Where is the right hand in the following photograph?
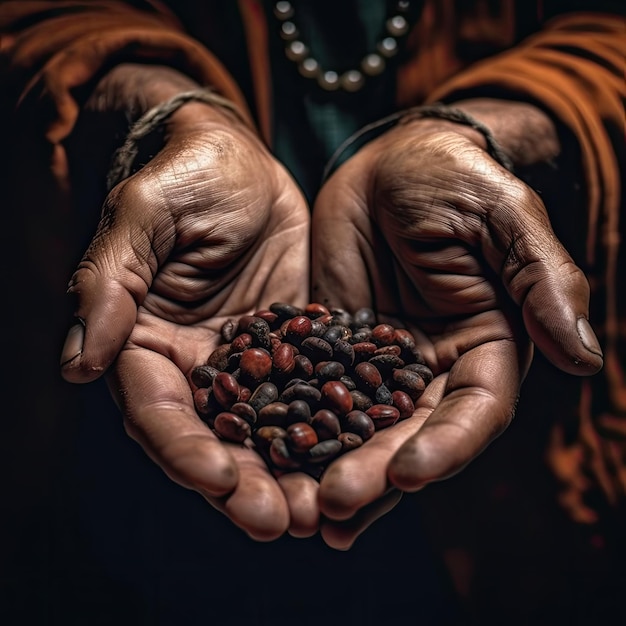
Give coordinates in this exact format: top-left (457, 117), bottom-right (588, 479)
top-left (60, 66), bottom-right (313, 541)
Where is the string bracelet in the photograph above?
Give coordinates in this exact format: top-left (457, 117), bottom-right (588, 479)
top-left (107, 88), bottom-right (249, 190)
top-left (322, 103), bottom-right (514, 183)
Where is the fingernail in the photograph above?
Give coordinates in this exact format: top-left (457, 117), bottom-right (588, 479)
top-left (576, 317), bottom-right (603, 358)
top-left (60, 322), bottom-right (85, 366)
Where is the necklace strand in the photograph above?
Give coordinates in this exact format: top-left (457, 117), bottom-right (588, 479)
top-left (273, 1), bottom-right (412, 92)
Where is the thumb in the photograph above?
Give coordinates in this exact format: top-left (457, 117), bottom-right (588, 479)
top-left (60, 184), bottom-right (163, 383)
top-left (484, 178), bottom-right (603, 376)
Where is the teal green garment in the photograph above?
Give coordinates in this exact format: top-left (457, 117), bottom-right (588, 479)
top-left (265, 0), bottom-right (403, 202)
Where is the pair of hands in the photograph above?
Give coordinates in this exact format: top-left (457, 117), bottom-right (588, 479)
top-left (60, 70), bottom-right (603, 550)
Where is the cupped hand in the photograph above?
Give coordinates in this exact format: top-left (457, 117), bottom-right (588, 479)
top-left (311, 118), bottom-right (603, 548)
top-left (60, 102), bottom-right (312, 540)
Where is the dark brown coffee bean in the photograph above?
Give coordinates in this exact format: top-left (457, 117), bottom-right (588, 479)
top-left (342, 410), bottom-right (375, 441)
top-left (350, 329), bottom-right (373, 343)
top-left (350, 390), bottom-right (373, 412)
top-left (293, 354), bottom-right (314, 379)
top-left (300, 336), bottom-right (333, 363)
top-left (353, 307), bottom-right (376, 329)
top-left (270, 437), bottom-right (301, 469)
top-left (307, 320), bottom-right (325, 338)
top-left (403, 363), bottom-right (434, 385)
top-left (320, 380), bottom-right (353, 416)
top-left (391, 368), bottom-right (426, 401)
top-left (191, 364), bottom-right (220, 389)
top-left (307, 439), bottom-right (342, 464)
top-left (279, 382), bottom-right (321, 406)
top-left (354, 361), bottom-right (383, 393)
top-left (311, 409), bottom-right (341, 440)
top-left (391, 390), bottom-right (415, 420)
top-left (237, 316), bottom-right (272, 350)
top-left (248, 381), bottom-right (279, 413)
top-left (338, 432), bottom-right (364, 452)
top-left (214, 412), bottom-right (251, 443)
top-left (287, 422), bottom-right (319, 453)
top-left (393, 328), bottom-right (416, 352)
top-left (368, 353), bottom-right (405, 378)
top-left (375, 383), bottom-right (393, 405)
top-left (193, 386), bottom-right (212, 417)
top-left (286, 399), bottom-right (312, 425)
top-left (315, 360), bottom-right (345, 383)
top-left (212, 372), bottom-right (240, 409)
top-left (321, 324), bottom-right (344, 345)
top-left (230, 401), bottom-right (257, 426)
top-left (257, 401), bottom-right (289, 427)
top-left (253, 425), bottom-right (288, 451)
top-left (220, 318), bottom-right (238, 342)
top-left (206, 343), bottom-right (231, 370)
top-left (366, 404), bottom-right (401, 429)
top-left (339, 375), bottom-right (356, 391)
top-left (333, 339), bottom-right (355, 368)
top-left (269, 302), bottom-right (304, 322)
top-left (352, 341), bottom-right (378, 362)
top-left (329, 308), bottom-right (353, 327)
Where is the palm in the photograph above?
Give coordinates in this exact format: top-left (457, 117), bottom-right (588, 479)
top-left (63, 127), bottom-right (311, 540)
top-left (310, 127), bottom-right (598, 548)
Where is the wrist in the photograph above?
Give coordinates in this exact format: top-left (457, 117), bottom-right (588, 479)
top-left (441, 98), bottom-right (561, 167)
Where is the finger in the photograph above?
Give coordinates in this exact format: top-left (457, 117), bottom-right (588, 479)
top-left (320, 489), bottom-right (403, 551)
top-left (108, 341), bottom-right (239, 499)
top-left (478, 173), bottom-right (603, 375)
top-left (278, 472), bottom-right (321, 538)
top-left (61, 184), bottom-right (159, 383)
top-left (209, 446), bottom-right (291, 541)
top-left (388, 337), bottom-right (521, 491)
top-left (318, 376), bottom-right (447, 521)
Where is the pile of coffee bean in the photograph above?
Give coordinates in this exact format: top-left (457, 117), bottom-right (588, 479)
top-left (191, 302), bottom-right (432, 477)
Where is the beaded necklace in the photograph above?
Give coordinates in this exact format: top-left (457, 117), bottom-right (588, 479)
top-left (273, 0), bottom-right (412, 92)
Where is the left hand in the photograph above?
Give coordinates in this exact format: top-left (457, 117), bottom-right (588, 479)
top-left (310, 112), bottom-right (603, 549)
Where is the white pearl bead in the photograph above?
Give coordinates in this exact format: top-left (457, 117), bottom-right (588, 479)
top-left (299, 57), bottom-right (320, 78)
top-left (340, 70), bottom-right (365, 92)
top-left (274, 1), bottom-right (294, 20)
top-left (378, 36), bottom-right (398, 57)
top-left (386, 15), bottom-right (408, 37)
top-left (361, 53), bottom-right (385, 76)
top-left (286, 40), bottom-right (308, 62)
top-left (280, 21), bottom-right (298, 40)
top-left (318, 70), bottom-right (340, 90)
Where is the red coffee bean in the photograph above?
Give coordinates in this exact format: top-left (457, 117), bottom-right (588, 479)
top-left (239, 347), bottom-right (273, 385)
top-left (342, 410), bottom-right (375, 441)
top-left (212, 372), bottom-right (240, 409)
top-left (366, 404), bottom-right (400, 429)
top-left (391, 390), bottom-right (415, 420)
top-left (320, 380), bottom-right (353, 416)
top-left (287, 422), bottom-right (319, 454)
top-left (338, 432), bottom-right (364, 452)
top-left (311, 409), bottom-right (341, 440)
top-left (214, 412), bottom-right (251, 443)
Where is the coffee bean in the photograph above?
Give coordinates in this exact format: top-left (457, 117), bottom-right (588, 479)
top-left (193, 302), bottom-right (431, 476)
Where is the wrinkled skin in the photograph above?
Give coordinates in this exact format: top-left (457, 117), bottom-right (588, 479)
top-left (311, 119), bottom-right (603, 549)
top-left (59, 72), bottom-right (603, 549)
top-left (61, 106), bottom-right (313, 541)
